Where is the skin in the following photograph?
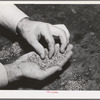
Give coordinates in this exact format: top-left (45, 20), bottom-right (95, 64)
top-left (17, 18), bottom-right (70, 59)
top-left (4, 44), bottom-right (73, 83)
top-left (4, 17), bottom-right (73, 85)
top-left (0, 5), bottom-right (72, 87)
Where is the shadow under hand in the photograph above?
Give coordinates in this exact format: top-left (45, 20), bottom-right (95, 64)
top-left (0, 26), bottom-right (18, 43)
top-left (2, 61), bottom-right (71, 90)
top-left (0, 26), bottom-right (72, 90)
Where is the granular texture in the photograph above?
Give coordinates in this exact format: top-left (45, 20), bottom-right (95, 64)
top-left (27, 44), bottom-right (68, 70)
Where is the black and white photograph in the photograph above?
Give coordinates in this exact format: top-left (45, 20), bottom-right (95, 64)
top-left (0, 1), bottom-right (100, 94)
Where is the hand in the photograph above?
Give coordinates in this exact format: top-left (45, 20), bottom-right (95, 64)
top-left (17, 18), bottom-right (70, 59)
top-left (15, 62), bottom-right (61, 80)
top-left (4, 43), bottom-right (73, 83)
top-left (15, 44), bottom-right (73, 80)
top-left (14, 52), bottom-right (60, 80)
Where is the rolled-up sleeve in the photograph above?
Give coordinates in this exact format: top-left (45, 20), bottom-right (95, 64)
top-left (0, 4), bottom-right (28, 33)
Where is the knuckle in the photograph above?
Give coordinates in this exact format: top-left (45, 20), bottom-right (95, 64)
top-left (41, 23), bottom-right (48, 28)
top-left (39, 22), bottom-right (46, 29)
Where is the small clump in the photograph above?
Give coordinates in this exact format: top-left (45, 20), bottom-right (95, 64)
top-left (27, 44), bottom-right (69, 70)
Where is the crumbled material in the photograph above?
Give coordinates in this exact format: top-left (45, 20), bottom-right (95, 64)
top-left (27, 44), bottom-right (68, 70)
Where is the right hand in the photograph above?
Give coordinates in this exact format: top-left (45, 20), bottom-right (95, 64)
top-left (17, 18), bottom-right (70, 59)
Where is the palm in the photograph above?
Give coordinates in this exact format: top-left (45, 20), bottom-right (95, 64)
top-left (15, 45), bottom-right (73, 80)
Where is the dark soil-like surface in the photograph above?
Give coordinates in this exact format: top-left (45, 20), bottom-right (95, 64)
top-left (1, 4), bottom-right (100, 90)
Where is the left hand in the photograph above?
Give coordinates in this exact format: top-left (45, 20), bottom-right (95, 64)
top-left (15, 44), bottom-right (73, 80)
top-left (14, 52), bottom-right (60, 80)
top-left (4, 43), bottom-right (73, 83)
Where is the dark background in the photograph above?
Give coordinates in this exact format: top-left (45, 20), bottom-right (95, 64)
top-left (0, 4), bottom-right (100, 90)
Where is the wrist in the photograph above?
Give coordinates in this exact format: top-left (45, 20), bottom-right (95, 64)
top-left (0, 63), bottom-right (8, 88)
top-left (16, 17), bottom-right (30, 34)
top-left (4, 63), bottom-right (22, 83)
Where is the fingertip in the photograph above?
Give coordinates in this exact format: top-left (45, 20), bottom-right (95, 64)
top-left (66, 44), bottom-right (73, 52)
top-left (60, 48), bottom-right (64, 53)
top-left (69, 44), bottom-right (73, 49)
top-left (48, 51), bottom-right (53, 59)
top-left (48, 47), bottom-right (55, 59)
top-left (60, 45), bottom-right (65, 53)
top-left (41, 52), bottom-right (45, 59)
top-left (41, 55), bottom-right (45, 59)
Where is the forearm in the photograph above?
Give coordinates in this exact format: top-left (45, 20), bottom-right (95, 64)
top-left (0, 62), bottom-right (22, 88)
top-left (0, 4), bottom-right (28, 33)
top-left (4, 63), bottom-right (22, 83)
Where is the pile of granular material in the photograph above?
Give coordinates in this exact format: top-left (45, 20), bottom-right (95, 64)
top-left (27, 44), bottom-right (69, 70)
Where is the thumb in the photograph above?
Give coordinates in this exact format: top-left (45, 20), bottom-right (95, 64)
top-left (59, 50), bottom-right (73, 67)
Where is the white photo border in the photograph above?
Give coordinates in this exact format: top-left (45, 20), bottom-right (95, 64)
top-left (0, 1), bottom-right (100, 99)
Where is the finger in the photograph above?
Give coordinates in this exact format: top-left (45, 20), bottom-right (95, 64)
top-left (66, 44), bottom-right (73, 52)
top-left (48, 24), bottom-right (69, 53)
top-left (53, 28), bottom-right (68, 53)
top-left (30, 40), bottom-right (45, 59)
top-left (59, 32), bottom-right (69, 53)
top-left (40, 66), bottom-right (60, 79)
top-left (59, 50), bottom-right (73, 67)
top-left (54, 24), bottom-right (70, 39)
top-left (41, 24), bottom-right (55, 58)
